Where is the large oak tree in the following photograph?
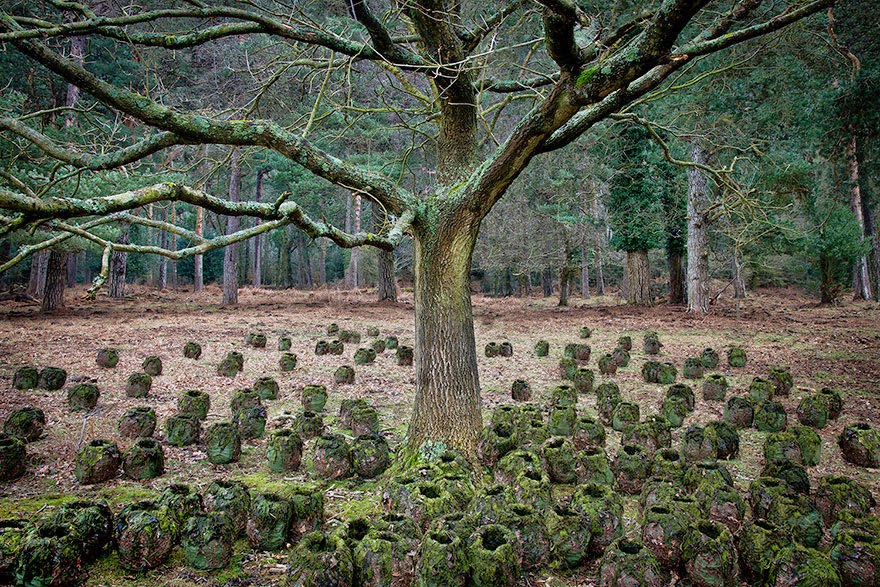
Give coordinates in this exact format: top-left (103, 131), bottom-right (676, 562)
top-left (0, 0), bottom-right (834, 457)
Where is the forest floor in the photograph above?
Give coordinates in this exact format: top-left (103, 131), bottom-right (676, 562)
top-left (0, 285), bottom-right (879, 586)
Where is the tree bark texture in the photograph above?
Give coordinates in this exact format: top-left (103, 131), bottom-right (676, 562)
top-left (222, 149), bottom-right (241, 305)
top-left (319, 238), bottom-right (327, 286)
top-left (626, 249), bottom-right (652, 306)
top-left (41, 249), bottom-right (67, 313)
top-left (253, 169), bottom-right (265, 288)
top-left (687, 142), bottom-right (711, 312)
top-left (862, 193), bottom-right (880, 299)
top-left (847, 136), bottom-right (872, 300)
top-left (277, 226), bottom-right (290, 288)
top-left (347, 193), bottom-right (361, 288)
top-left (157, 206), bottom-right (168, 291)
top-left (109, 221), bottom-right (129, 298)
top-left (297, 232), bottom-right (313, 288)
top-left (373, 204), bottom-right (397, 301)
top-left (541, 267), bottom-right (553, 297)
top-left (581, 246), bottom-right (590, 299)
top-left (668, 251), bottom-right (685, 304)
top-left (732, 247), bottom-right (747, 299)
top-left (27, 250), bottom-right (48, 298)
top-left (66, 252), bottom-right (77, 287)
top-left (407, 219), bottom-right (482, 459)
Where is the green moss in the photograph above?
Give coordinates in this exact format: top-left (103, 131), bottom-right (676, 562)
top-left (279, 352), bottom-right (298, 372)
top-left (611, 402), bottom-right (640, 432)
top-left (205, 422), bottom-right (241, 465)
top-left (770, 544), bottom-right (841, 587)
top-left (12, 366), bottom-right (39, 390)
top-left (178, 389), bottom-right (211, 419)
top-left (534, 340), bottom-right (550, 357)
top-left (3, 407), bottom-right (45, 442)
top-left (252, 377), bottom-right (278, 400)
top-left (141, 355), bottom-right (163, 376)
top-left (681, 520), bottom-right (738, 587)
top-left (727, 347), bottom-right (747, 368)
top-left (683, 357), bottom-right (704, 379)
top-left (247, 492), bottom-right (293, 551)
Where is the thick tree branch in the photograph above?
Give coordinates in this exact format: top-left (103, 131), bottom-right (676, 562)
top-left (349, 0), bottom-right (422, 65)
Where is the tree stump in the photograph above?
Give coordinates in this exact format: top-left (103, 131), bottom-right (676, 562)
top-left (182, 512), bottom-right (233, 570)
top-left (204, 479), bottom-right (251, 533)
top-left (727, 347), bottom-right (746, 368)
top-left (301, 384), bottom-right (328, 412)
top-left (279, 352), bottom-right (298, 372)
top-left (14, 522), bottom-right (85, 587)
top-left (395, 346), bottom-right (414, 366)
top-left (612, 402), bottom-right (640, 432)
top-left (700, 347), bottom-right (719, 369)
top-left (681, 521), bottom-right (738, 587)
top-left (353, 347), bottom-right (376, 365)
top-left (384, 335), bottom-right (399, 350)
top-left (754, 401), bottom-right (788, 433)
top-left (723, 396), bottom-right (754, 429)
top-left (683, 358), bottom-right (704, 380)
top-left (838, 422), bottom-right (880, 468)
top-left (534, 340), bottom-right (550, 357)
top-left (749, 377), bottom-right (775, 403)
top-left (52, 500), bottom-right (114, 562)
top-left (295, 411), bottom-right (325, 440)
top-left (278, 336), bottom-right (292, 351)
top-left (511, 379), bottom-right (531, 401)
top-left (234, 406), bottom-right (267, 439)
top-left (702, 374), bottom-right (728, 401)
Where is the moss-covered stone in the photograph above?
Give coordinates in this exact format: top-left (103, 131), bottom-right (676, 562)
top-left (650, 449), bottom-right (684, 483)
top-left (548, 405), bottom-right (577, 436)
top-left (546, 505), bottom-right (591, 569)
top-left (246, 332), bottom-right (267, 348)
top-left (770, 544), bottom-right (841, 587)
top-left (580, 446), bottom-right (615, 485)
top-left (234, 405), bottom-right (267, 439)
top-left (572, 368), bottom-right (595, 393)
top-left (838, 422), bottom-right (880, 468)
top-left (295, 410), bottom-right (325, 440)
top-left (564, 342), bottom-right (592, 363)
top-left (61, 381), bottom-right (98, 410)
top-left (700, 347), bottom-right (719, 369)
top-left (142, 355), bottom-right (163, 376)
top-left (559, 356), bottom-right (579, 380)
top-left (499, 341), bottom-right (513, 357)
top-left (115, 501), bottom-right (177, 570)
top-left (764, 431), bottom-right (803, 466)
top-left (618, 335), bottom-right (633, 351)
top-left (702, 374), bottom-right (728, 401)
top-left (350, 434), bottom-right (391, 478)
top-left (596, 382), bottom-right (622, 425)
top-left (278, 336), bottom-right (292, 351)
top-left (534, 339), bottom-right (550, 357)
top-left (354, 347), bottom-right (377, 365)
top-left (339, 330), bottom-right (361, 344)
top-left (681, 520), bottom-right (738, 587)
top-left (749, 377), bottom-right (775, 403)
top-left (541, 436), bottom-right (579, 483)
top-left (683, 358), bottom-right (704, 380)
top-left (417, 528), bottom-right (467, 586)
top-left (122, 437), bottom-right (164, 479)
top-left (301, 384), bottom-right (328, 412)
top-left (510, 379), bottom-right (531, 401)
top-left (572, 416), bottom-right (606, 450)
top-left (615, 444), bottom-right (651, 494)
top-left (125, 371), bottom-right (152, 398)
top-left (611, 402), bottom-right (640, 433)
top-left (205, 422), bottom-right (241, 464)
top-left (350, 405), bottom-right (381, 436)
top-left (95, 348), bottom-right (118, 368)
top-left (250, 376), bottom-right (277, 401)
top-left (314, 340), bottom-right (331, 355)
top-left (623, 416), bottom-right (672, 454)
top-left (641, 503), bottom-right (692, 571)
top-left (217, 351), bottom-right (244, 376)
top-left (53, 500), bottom-right (113, 562)
top-left (267, 428), bottom-right (303, 473)
top-left (12, 366), bottom-right (38, 390)
top-left (643, 332), bottom-right (662, 355)
top-left (183, 341), bottom-right (202, 359)
top-left (766, 493), bottom-right (824, 547)
top-left (38, 366), bottom-right (67, 390)
top-left (465, 524), bottom-right (520, 586)
top-left (660, 395), bottom-right (690, 428)
top-left (599, 354), bottom-right (618, 375)
top-left (165, 413), bottom-right (201, 446)
top-left (334, 364), bottom-right (356, 385)
top-left (117, 406), bottom-right (156, 438)
top-left (205, 479), bottom-right (250, 533)
top-left (643, 361), bottom-right (677, 384)
top-left (182, 512), bottom-right (233, 570)
top-left (0, 433), bottom-right (26, 482)
top-left (723, 395), bottom-right (754, 428)
top-left (3, 407), bottom-right (45, 442)
top-left (572, 483), bottom-right (624, 556)
top-left (74, 439), bottom-right (120, 484)
top-left (738, 519), bottom-right (787, 584)
top-left (814, 475), bottom-right (877, 525)
top-left (312, 433), bottom-right (351, 480)
top-left (550, 384), bottom-right (578, 407)
top-left (754, 401), bottom-right (788, 432)
top-left (704, 421), bottom-right (740, 460)
top-left (396, 345), bottom-right (414, 366)
top-left (796, 394), bottom-right (829, 429)
top-left (680, 425), bottom-right (716, 463)
top-left (818, 387), bottom-right (844, 419)
top-left (599, 539), bottom-right (664, 587)
top-left (327, 323), bottom-right (340, 335)
top-left (14, 521), bottom-right (85, 587)
top-left (178, 389), bottom-right (210, 420)
top-left (727, 347), bottom-right (746, 367)
top-left (247, 492), bottom-right (292, 551)
top-left (156, 483), bottom-right (203, 532)
top-left (612, 346), bottom-right (631, 368)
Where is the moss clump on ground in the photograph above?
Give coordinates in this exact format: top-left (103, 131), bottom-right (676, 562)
top-left (115, 501), bottom-right (177, 571)
top-left (534, 339), bottom-right (550, 357)
top-left (38, 366), bottom-right (67, 390)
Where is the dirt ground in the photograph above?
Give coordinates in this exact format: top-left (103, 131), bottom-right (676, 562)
top-left (0, 284), bottom-right (878, 586)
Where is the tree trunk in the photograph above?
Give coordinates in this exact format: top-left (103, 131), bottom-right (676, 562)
top-left (732, 247), bottom-right (747, 299)
top-left (109, 221), bottom-right (129, 298)
top-left (222, 149), bottom-right (241, 305)
top-left (253, 169), bottom-right (265, 288)
top-left (41, 249), bottom-right (67, 313)
top-left (277, 226), bottom-right (290, 288)
top-left (169, 203), bottom-right (177, 290)
top-left (862, 193), bottom-right (880, 300)
top-left (626, 249), bottom-right (652, 306)
top-left (346, 193), bottom-right (361, 288)
top-left (27, 250), bottom-right (49, 298)
top-left (66, 252), bottom-right (77, 287)
top-left (297, 232), bottom-right (313, 288)
top-left (194, 207), bottom-right (204, 292)
top-left (319, 238), bottom-right (327, 286)
top-left (687, 142), bottom-right (711, 312)
top-left (847, 136), bottom-right (872, 300)
top-left (541, 267), bottom-right (553, 297)
top-left (581, 247), bottom-right (590, 299)
top-left (595, 244), bottom-right (605, 296)
top-left (157, 206), bottom-right (168, 291)
top-left (373, 204), bottom-right (397, 301)
top-left (668, 250), bottom-right (685, 305)
top-left (406, 221), bottom-right (482, 457)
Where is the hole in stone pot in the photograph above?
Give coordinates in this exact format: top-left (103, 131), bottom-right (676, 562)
top-left (348, 518), bottom-right (370, 541)
top-left (429, 531), bottom-right (452, 545)
top-left (650, 507), bottom-right (670, 515)
top-left (548, 438), bottom-right (565, 449)
top-left (698, 521), bottom-right (720, 539)
top-left (511, 505), bottom-right (532, 517)
top-left (419, 484), bottom-right (441, 499)
top-left (481, 526), bottom-right (507, 551)
top-left (660, 450), bottom-right (679, 462)
top-left (619, 540), bottom-right (642, 555)
top-left (755, 520), bottom-right (775, 531)
top-left (624, 445), bottom-right (640, 456)
top-left (524, 470), bottom-right (542, 482)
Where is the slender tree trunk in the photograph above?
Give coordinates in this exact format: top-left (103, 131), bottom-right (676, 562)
top-left (222, 149), bottom-right (241, 305)
top-left (626, 249), bottom-right (652, 306)
top-left (253, 169), bottom-right (265, 288)
top-left (157, 206), bottom-right (168, 291)
top-left (668, 251), bottom-right (685, 305)
top-left (109, 222), bottom-right (129, 298)
top-left (541, 268), bottom-right (553, 297)
top-left (66, 252), bottom-right (77, 287)
top-left (595, 242), bottom-right (605, 296)
top-left (407, 221), bottom-right (482, 457)
top-left (862, 195), bottom-right (880, 299)
top-left (732, 247), bottom-right (747, 299)
top-left (27, 250), bottom-right (49, 298)
top-left (344, 193), bottom-right (353, 287)
top-left (346, 193), bottom-right (361, 288)
top-left (277, 227), bottom-right (290, 288)
top-left (297, 232), bottom-right (313, 288)
top-left (169, 203), bottom-right (177, 290)
top-left (193, 207), bottom-right (204, 291)
top-left (373, 205), bottom-right (397, 301)
top-left (847, 136), bottom-right (872, 300)
top-left (687, 142), bottom-right (711, 312)
top-left (319, 238), bottom-right (327, 286)
top-left (41, 249), bottom-right (67, 313)
top-left (581, 247), bottom-right (590, 299)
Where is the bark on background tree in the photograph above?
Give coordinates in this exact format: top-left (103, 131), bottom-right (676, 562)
top-left (346, 193), bottom-right (361, 288)
top-left (109, 222), bottom-right (129, 298)
top-left (687, 142), bottom-right (711, 312)
top-left (41, 249), bottom-right (67, 313)
top-left (847, 136), bottom-right (872, 300)
top-left (374, 204), bottom-right (397, 301)
top-left (733, 247), bottom-right (747, 298)
top-left (222, 149), bottom-right (241, 305)
top-left (252, 169), bottom-right (266, 288)
top-left (26, 250), bottom-right (48, 299)
top-left (626, 250), bottom-right (652, 306)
